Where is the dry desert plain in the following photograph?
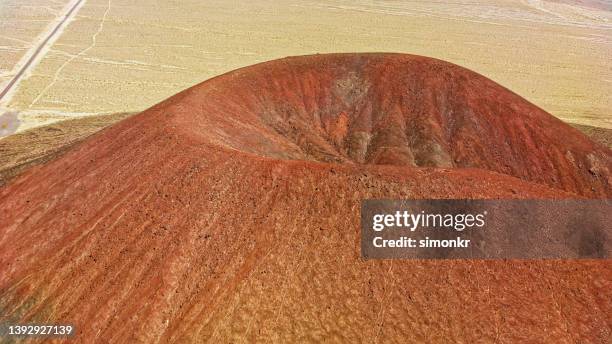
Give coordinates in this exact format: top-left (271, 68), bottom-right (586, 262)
top-left (0, 0), bottom-right (611, 132)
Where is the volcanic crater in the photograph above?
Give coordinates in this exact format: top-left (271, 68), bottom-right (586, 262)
top-left (169, 53), bottom-right (610, 196)
top-left (0, 53), bottom-right (610, 343)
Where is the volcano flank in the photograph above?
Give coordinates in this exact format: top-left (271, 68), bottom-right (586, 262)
top-left (0, 54), bottom-right (610, 343)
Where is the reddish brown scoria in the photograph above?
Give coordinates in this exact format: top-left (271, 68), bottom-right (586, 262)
top-left (0, 53), bottom-right (610, 343)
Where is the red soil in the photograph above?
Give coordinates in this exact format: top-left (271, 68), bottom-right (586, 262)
top-left (0, 53), bottom-right (610, 343)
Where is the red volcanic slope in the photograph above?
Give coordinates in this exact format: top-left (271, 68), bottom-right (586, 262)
top-left (0, 54), bottom-right (611, 343)
top-left (167, 53), bottom-right (611, 197)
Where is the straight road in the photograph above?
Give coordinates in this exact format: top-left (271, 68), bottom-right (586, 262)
top-left (0, 0), bottom-right (86, 103)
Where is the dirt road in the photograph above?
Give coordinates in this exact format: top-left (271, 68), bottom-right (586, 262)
top-left (0, 0), bottom-right (85, 104)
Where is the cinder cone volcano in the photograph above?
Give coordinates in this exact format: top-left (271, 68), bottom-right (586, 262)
top-left (0, 54), bottom-right (610, 343)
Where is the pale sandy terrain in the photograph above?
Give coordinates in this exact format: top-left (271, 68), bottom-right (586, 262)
top-left (0, 0), bottom-right (611, 132)
top-left (548, 0), bottom-right (611, 10)
top-left (0, 0), bottom-right (72, 90)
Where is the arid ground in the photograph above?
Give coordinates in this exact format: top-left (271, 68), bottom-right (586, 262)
top-left (0, 0), bottom-right (611, 132)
